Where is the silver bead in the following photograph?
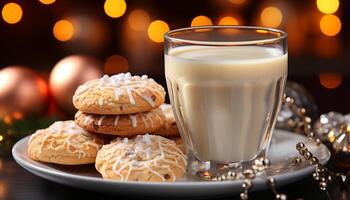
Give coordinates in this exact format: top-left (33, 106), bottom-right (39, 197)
top-left (243, 180), bottom-right (252, 189)
top-left (328, 176), bottom-right (332, 181)
top-left (313, 172), bottom-right (320, 180)
top-left (319, 182), bottom-right (327, 190)
top-left (296, 142), bottom-right (305, 150)
top-left (240, 193), bottom-right (248, 200)
top-left (299, 148), bottom-right (307, 155)
top-left (304, 152), bottom-right (312, 160)
top-left (309, 157), bottom-right (319, 165)
top-left (267, 177), bottom-right (275, 185)
top-left (262, 158), bottom-right (270, 166)
top-left (316, 167), bottom-right (325, 173)
top-left (276, 194), bottom-right (287, 200)
top-left (308, 132), bottom-right (315, 138)
top-left (315, 138), bottom-right (322, 145)
top-left (243, 169), bottom-right (255, 179)
top-left (293, 157), bottom-right (302, 165)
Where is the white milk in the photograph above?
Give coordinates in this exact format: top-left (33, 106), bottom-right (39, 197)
top-left (165, 46), bottom-right (287, 163)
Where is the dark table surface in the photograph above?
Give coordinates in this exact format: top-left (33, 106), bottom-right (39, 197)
top-left (1, 155), bottom-right (342, 200)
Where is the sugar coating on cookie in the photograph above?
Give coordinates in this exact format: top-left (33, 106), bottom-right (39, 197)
top-left (152, 103), bottom-right (179, 137)
top-left (28, 120), bottom-right (103, 165)
top-left (72, 73), bottom-right (166, 114)
top-left (74, 108), bottom-right (165, 136)
top-left (95, 134), bottom-right (187, 182)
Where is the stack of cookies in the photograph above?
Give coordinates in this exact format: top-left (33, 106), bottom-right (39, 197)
top-left (73, 73), bottom-right (170, 137)
top-left (28, 72), bottom-right (186, 182)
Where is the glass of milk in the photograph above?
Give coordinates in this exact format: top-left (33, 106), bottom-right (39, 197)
top-left (164, 26), bottom-right (287, 179)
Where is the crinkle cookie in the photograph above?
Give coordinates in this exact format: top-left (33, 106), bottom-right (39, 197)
top-left (95, 134), bottom-right (187, 182)
top-left (152, 104), bottom-right (179, 137)
top-left (72, 73), bottom-right (165, 115)
top-left (74, 108), bottom-right (165, 136)
top-left (28, 121), bottom-right (103, 165)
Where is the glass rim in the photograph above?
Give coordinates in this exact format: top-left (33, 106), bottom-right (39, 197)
top-left (164, 25), bottom-right (288, 46)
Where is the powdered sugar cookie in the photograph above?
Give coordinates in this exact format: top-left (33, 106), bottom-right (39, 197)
top-left (72, 73), bottom-right (165, 115)
top-left (152, 103), bottom-right (179, 137)
top-left (172, 137), bottom-right (185, 153)
top-left (74, 108), bottom-right (165, 136)
top-left (95, 134), bottom-right (187, 182)
top-left (28, 121), bottom-right (103, 165)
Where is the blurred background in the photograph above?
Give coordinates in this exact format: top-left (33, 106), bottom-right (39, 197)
top-left (0, 0), bottom-right (348, 122)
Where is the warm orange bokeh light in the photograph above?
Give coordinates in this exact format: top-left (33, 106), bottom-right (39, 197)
top-left (12, 111), bottom-right (23, 120)
top-left (319, 14), bottom-right (341, 37)
top-left (1, 3), bottom-right (23, 24)
top-left (218, 16), bottom-right (239, 25)
top-left (53, 19), bottom-right (75, 42)
top-left (128, 9), bottom-right (150, 31)
top-left (229, 0), bottom-right (246, 5)
top-left (191, 15), bottom-right (213, 26)
top-left (147, 20), bottom-right (169, 43)
top-left (0, 181), bottom-right (6, 199)
top-left (3, 116), bottom-right (12, 125)
top-left (104, 0), bottom-right (127, 18)
top-left (317, 0), bottom-right (339, 14)
top-left (260, 6), bottom-right (283, 28)
top-left (319, 73), bottom-right (342, 89)
top-left (104, 55), bottom-right (129, 75)
top-left (38, 0), bottom-right (56, 5)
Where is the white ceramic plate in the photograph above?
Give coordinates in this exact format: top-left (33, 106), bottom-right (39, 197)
top-left (12, 129), bottom-right (330, 198)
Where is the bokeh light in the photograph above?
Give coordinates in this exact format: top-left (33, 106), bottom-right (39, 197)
top-left (53, 19), bottom-right (75, 42)
top-left (3, 116), bottom-right (11, 125)
top-left (104, 0), bottom-right (127, 18)
top-left (1, 3), bottom-right (23, 24)
top-left (0, 181), bottom-right (5, 199)
top-left (147, 20), bottom-right (169, 43)
top-left (191, 15), bottom-right (213, 26)
top-left (38, 0), bottom-right (56, 5)
top-left (260, 6), bottom-right (283, 28)
top-left (104, 55), bottom-right (129, 75)
top-left (0, 135), bottom-right (3, 142)
top-left (317, 0), bottom-right (339, 14)
top-left (218, 16), bottom-right (239, 25)
top-left (319, 73), bottom-right (342, 89)
top-left (128, 9), bottom-right (150, 31)
top-left (229, 0), bottom-right (246, 5)
top-left (319, 14), bottom-right (341, 36)
top-left (12, 111), bottom-right (23, 120)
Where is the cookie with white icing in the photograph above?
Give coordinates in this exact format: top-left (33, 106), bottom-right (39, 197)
top-left (95, 134), bottom-right (187, 182)
top-left (72, 73), bottom-right (166, 115)
top-left (28, 121), bottom-right (104, 165)
top-left (172, 137), bottom-right (185, 153)
top-left (152, 104), bottom-right (179, 137)
top-left (74, 108), bottom-right (165, 136)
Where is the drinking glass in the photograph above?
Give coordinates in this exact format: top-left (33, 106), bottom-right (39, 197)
top-left (164, 26), bottom-right (287, 179)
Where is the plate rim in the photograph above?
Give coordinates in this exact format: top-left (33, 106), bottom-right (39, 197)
top-left (12, 129), bottom-right (331, 188)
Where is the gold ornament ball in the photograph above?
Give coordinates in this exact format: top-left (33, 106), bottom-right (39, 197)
top-left (49, 55), bottom-right (103, 115)
top-left (0, 66), bottom-right (49, 118)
